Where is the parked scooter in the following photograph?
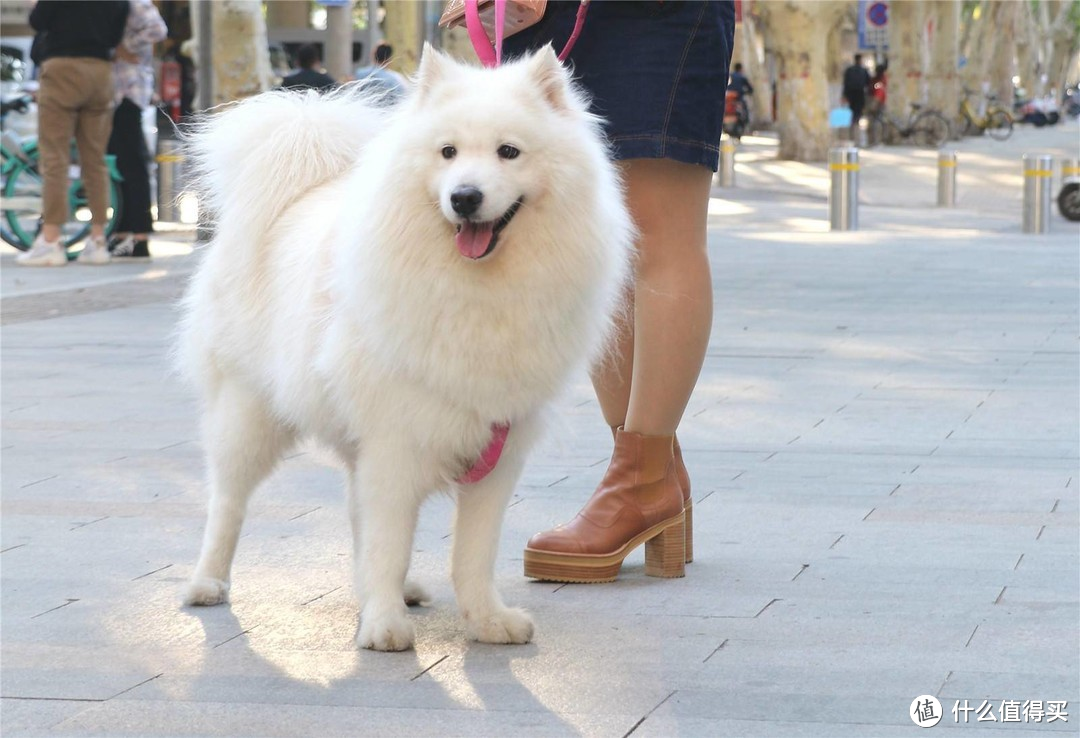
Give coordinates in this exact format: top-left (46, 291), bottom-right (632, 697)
top-left (723, 90), bottom-right (750, 140)
top-left (1059, 163), bottom-right (1080, 222)
top-left (1014, 93), bottom-right (1060, 127)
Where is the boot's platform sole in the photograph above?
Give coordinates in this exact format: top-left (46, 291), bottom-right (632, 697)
top-left (523, 511), bottom-right (686, 583)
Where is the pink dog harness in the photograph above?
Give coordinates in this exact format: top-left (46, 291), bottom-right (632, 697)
top-left (457, 422), bottom-right (511, 484)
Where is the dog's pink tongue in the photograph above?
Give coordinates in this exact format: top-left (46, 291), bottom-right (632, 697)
top-left (456, 222), bottom-right (494, 259)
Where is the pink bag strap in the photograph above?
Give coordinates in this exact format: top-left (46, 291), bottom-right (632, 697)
top-left (464, 0), bottom-right (503, 67)
top-left (559, 0), bottom-right (589, 62)
top-left (463, 0), bottom-right (589, 68)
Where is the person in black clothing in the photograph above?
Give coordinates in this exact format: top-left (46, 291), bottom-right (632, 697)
top-left (842, 53), bottom-right (872, 143)
top-left (18, 0), bottom-right (129, 267)
top-left (281, 44), bottom-right (336, 92)
top-left (728, 62), bottom-right (754, 99)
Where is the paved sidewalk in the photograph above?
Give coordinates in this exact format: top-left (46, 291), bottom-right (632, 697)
top-left (2, 127), bottom-right (1078, 737)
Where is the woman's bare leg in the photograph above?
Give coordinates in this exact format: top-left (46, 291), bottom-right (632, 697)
top-left (591, 158), bottom-right (714, 436)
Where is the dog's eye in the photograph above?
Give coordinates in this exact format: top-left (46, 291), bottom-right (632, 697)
top-left (441, 145), bottom-right (457, 160)
top-left (497, 144), bottom-right (520, 160)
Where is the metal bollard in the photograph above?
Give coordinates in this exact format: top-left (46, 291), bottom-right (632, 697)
top-left (937, 150), bottom-right (957, 207)
top-left (828, 147), bottom-right (859, 231)
top-left (1062, 158), bottom-right (1080, 184)
top-left (156, 138), bottom-right (185, 223)
top-left (1022, 153), bottom-right (1053, 234)
top-left (718, 140), bottom-right (736, 187)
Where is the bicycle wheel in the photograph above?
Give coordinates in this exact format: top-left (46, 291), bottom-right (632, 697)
top-left (68, 175), bottom-right (123, 247)
top-left (985, 109), bottom-right (1013, 141)
top-left (866, 116), bottom-right (884, 148)
top-left (911, 112), bottom-right (951, 148)
top-left (2, 162), bottom-right (121, 250)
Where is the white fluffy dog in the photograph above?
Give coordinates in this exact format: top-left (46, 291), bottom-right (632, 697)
top-left (178, 45), bottom-right (633, 651)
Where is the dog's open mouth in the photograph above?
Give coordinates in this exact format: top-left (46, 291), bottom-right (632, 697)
top-left (455, 198), bottom-right (523, 260)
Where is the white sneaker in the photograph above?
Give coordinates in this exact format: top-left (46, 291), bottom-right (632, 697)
top-left (15, 236), bottom-right (67, 267)
top-left (76, 235), bottom-right (110, 265)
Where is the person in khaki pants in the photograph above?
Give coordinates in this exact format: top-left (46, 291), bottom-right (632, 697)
top-left (17, 0), bottom-right (130, 267)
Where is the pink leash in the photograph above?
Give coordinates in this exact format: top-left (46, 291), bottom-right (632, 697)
top-left (454, 0), bottom-right (587, 483)
top-left (464, 0), bottom-right (590, 68)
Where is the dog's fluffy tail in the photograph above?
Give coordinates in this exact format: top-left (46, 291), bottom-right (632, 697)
top-left (187, 85), bottom-right (386, 247)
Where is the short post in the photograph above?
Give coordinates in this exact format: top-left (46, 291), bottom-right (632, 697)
top-left (829, 147), bottom-right (859, 231)
top-left (937, 150), bottom-right (957, 207)
top-left (1062, 158), bottom-right (1080, 184)
top-left (156, 137), bottom-right (184, 223)
top-left (718, 139), bottom-right (736, 187)
top-left (1022, 153), bottom-right (1053, 234)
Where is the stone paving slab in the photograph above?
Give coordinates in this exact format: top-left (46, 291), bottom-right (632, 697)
top-left (3, 127), bottom-right (1079, 737)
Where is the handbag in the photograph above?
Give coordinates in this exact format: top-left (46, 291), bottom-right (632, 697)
top-left (438, 0), bottom-right (548, 39)
top-left (439, 0), bottom-right (589, 67)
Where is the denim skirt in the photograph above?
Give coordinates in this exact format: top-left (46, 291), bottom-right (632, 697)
top-left (504, 0), bottom-right (735, 171)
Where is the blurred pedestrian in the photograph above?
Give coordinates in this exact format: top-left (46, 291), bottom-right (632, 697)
top-left (18, 0), bottom-right (130, 267)
top-left (870, 56), bottom-right (888, 113)
top-left (281, 44), bottom-right (336, 92)
top-left (728, 61), bottom-right (754, 99)
top-left (108, 0), bottom-right (168, 260)
top-left (354, 42), bottom-right (407, 103)
top-left (842, 53), bottom-right (871, 143)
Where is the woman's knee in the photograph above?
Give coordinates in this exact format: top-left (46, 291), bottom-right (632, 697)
top-left (622, 158), bottom-right (712, 273)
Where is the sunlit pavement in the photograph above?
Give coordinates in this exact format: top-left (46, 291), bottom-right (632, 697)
top-left (2, 123), bottom-right (1078, 737)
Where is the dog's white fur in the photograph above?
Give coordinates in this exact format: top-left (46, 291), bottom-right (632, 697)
top-left (178, 46), bottom-right (633, 651)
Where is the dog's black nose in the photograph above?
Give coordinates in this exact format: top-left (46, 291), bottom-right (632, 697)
top-left (450, 186), bottom-right (484, 218)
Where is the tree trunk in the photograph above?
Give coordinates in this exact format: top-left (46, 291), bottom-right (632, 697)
top-left (986, 1), bottom-right (1019, 104)
top-left (210, 0), bottom-right (272, 104)
top-left (738, 8), bottom-right (773, 128)
top-left (926, 0), bottom-right (961, 126)
top-left (325, 2), bottom-right (356, 82)
top-left (888, 0), bottom-right (929, 127)
top-left (1045, 0), bottom-right (1079, 102)
top-left (757, 1), bottom-right (848, 161)
top-left (1014, 0), bottom-right (1040, 98)
top-left (960, 0), bottom-right (990, 94)
top-left (384, 0), bottom-right (422, 75)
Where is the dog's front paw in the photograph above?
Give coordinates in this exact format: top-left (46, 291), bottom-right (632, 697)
top-left (357, 608), bottom-right (415, 651)
top-left (466, 607), bottom-right (534, 645)
top-left (184, 577), bottom-right (230, 606)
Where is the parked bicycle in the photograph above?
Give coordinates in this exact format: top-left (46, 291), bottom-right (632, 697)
top-left (959, 88), bottom-right (1013, 140)
top-left (866, 102), bottom-right (951, 149)
top-left (1, 93), bottom-right (123, 253)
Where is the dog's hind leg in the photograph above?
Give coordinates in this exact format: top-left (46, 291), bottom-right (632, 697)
top-left (351, 438), bottom-right (430, 651)
top-left (185, 380), bottom-right (294, 606)
top-left (452, 438), bottom-right (534, 645)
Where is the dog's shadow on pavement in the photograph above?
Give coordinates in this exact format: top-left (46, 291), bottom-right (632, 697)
top-left (180, 600), bottom-right (578, 733)
top-left (456, 640), bottom-right (584, 734)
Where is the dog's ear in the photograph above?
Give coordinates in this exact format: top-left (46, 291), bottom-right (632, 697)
top-left (525, 44), bottom-right (572, 112)
top-left (415, 42), bottom-right (450, 97)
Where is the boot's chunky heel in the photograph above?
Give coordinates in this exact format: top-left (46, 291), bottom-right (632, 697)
top-left (683, 499), bottom-right (694, 564)
top-left (644, 513), bottom-right (686, 578)
top-left (673, 435), bottom-right (693, 564)
top-left (524, 429), bottom-right (686, 583)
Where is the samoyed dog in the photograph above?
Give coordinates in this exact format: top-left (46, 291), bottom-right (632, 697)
top-left (178, 46), bottom-right (633, 651)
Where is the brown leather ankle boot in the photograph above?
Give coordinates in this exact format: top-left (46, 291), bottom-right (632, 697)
top-left (607, 427), bottom-right (694, 563)
top-left (524, 429), bottom-right (685, 583)
top-left (673, 434), bottom-right (693, 563)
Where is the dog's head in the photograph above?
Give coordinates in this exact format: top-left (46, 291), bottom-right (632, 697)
top-left (399, 44), bottom-right (600, 262)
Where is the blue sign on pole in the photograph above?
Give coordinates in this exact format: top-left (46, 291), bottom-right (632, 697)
top-left (858, 0), bottom-right (889, 50)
